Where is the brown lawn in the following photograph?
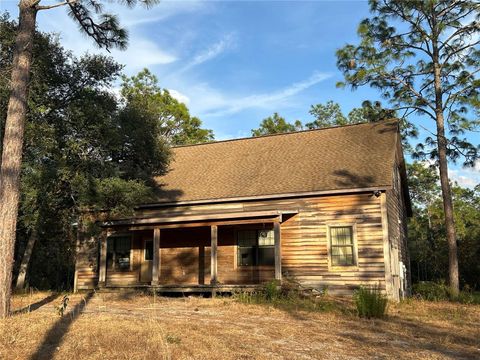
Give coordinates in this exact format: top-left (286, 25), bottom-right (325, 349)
top-left (1, 291), bottom-right (479, 360)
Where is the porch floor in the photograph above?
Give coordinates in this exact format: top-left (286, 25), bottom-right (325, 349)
top-left (102, 284), bottom-right (261, 294)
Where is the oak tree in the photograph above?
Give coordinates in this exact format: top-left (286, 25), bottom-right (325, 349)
top-left (0, 0), bottom-right (158, 317)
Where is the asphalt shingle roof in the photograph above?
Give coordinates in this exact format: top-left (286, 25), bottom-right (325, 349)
top-left (153, 120), bottom-right (400, 203)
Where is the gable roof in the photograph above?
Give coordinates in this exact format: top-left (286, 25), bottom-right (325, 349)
top-left (151, 119), bottom-right (401, 204)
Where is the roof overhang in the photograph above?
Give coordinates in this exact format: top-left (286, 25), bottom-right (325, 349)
top-left (102, 210), bottom-right (298, 229)
top-left (137, 186), bottom-right (390, 210)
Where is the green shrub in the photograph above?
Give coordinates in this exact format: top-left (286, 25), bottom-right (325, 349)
top-left (264, 279), bottom-right (281, 301)
top-left (234, 279), bottom-right (337, 312)
top-left (354, 285), bottom-right (388, 319)
top-left (413, 281), bottom-right (451, 301)
top-left (412, 281), bottom-right (480, 304)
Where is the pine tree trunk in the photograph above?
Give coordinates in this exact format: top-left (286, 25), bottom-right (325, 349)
top-left (0, 1), bottom-right (37, 318)
top-left (432, 35), bottom-right (459, 295)
top-left (435, 113), bottom-right (459, 294)
top-left (15, 228), bottom-right (37, 290)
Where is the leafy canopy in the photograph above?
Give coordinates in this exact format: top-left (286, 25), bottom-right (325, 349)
top-left (251, 113), bottom-right (302, 136)
top-left (120, 69), bottom-right (214, 146)
top-left (407, 162), bottom-right (480, 288)
top-left (306, 100), bottom-right (397, 129)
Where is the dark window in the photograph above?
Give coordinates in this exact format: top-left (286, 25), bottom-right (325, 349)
top-left (237, 229), bottom-right (275, 266)
top-left (107, 235), bottom-right (132, 271)
top-left (144, 239), bottom-right (153, 261)
top-left (329, 226), bottom-right (355, 266)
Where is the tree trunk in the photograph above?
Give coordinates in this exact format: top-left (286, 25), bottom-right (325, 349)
top-left (435, 113), bottom-right (459, 294)
top-left (432, 32), bottom-right (459, 295)
top-left (0, 1), bottom-right (37, 318)
top-left (15, 228), bottom-right (37, 290)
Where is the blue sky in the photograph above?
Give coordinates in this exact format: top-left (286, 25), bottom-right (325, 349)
top-left (1, 0), bottom-right (479, 187)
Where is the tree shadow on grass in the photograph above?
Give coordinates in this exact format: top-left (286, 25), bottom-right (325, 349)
top-left (339, 315), bottom-right (479, 359)
top-left (29, 292), bottom-right (94, 360)
top-left (12, 293), bottom-right (60, 315)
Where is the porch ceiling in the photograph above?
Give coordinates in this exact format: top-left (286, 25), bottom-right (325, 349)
top-left (102, 210), bottom-right (298, 228)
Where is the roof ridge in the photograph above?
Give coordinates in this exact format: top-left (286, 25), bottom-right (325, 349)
top-left (173, 118), bottom-right (399, 149)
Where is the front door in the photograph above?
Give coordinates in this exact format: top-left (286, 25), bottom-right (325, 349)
top-left (140, 238), bottom-right (153, 283)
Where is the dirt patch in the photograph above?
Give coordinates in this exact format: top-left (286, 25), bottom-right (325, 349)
top-left (1, 292), bottom-right (479, 359)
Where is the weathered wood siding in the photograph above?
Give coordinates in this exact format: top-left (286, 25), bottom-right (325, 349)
top-left (75, 192), bottom-right (389, 295)
top-left (386, 154), bottom-right (410, 298)
top-left (74, 221), bottom-right (99, 290)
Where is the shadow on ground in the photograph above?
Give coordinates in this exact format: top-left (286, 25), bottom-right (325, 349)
top-left (29, 292), bottom-right (94, 360)
top-left (12, 293), bottom-right (60, 315)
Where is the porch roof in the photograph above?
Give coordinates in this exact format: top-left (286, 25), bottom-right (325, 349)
top-left (102, 210), bottom-right (298, 228)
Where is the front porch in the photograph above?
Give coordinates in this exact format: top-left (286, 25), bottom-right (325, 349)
top-left (95, 210), bottom-right (296, 291)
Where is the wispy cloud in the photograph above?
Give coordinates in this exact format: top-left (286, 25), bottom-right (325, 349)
top-left (200, 71), bottom-right (332, 117)
top-left (177, 33), bottom-right (237, 74)
top-left (167, 89), bottom-right (191, 105)
top-left (448, 160), bottom-right (480, 189)
top-left (110, 39), bottom-right (177, 72)
top-left (121, 0), bottom-right (208, 28)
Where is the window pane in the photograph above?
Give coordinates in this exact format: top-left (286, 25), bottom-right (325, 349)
top-left (144, 239), bottom-right (153, 261)
top-left (330, 227), bottom-right (353, 246)
top-left (258, 247), bottom-right (274, 266)
top-left (331, 252), bottom-right (354, 266)
top-left (330, 226), bottom-right (355, 266)
top-left (258, 230), bottom-right (274, 246)
top-left (107, 236), bottom-right (131, 270)
top-left (115, 237), bottom-right (131, 253)
top-left (238, 230), bottom-right (257, 247)
top-left (238, 247), bottom-right (255, 266)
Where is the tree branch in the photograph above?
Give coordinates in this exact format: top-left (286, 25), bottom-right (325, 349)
top-left (36, 0), bottom-right (78, 10)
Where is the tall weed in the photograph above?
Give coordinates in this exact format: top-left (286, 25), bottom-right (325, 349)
top-left (354, 285), bottom-right (388, 319)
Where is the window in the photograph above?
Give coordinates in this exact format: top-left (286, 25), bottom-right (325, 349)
top-left (329, 226), bottom-right (356, 266)
top-left (107, 235), bottom-right (132, 271)
top-left (237, 229), bottom-right (275, 266)
top-left (144, 239), bottom-right (153, 261)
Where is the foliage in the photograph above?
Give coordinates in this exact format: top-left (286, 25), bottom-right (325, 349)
top-left (412, 281), bottom-right (451, 301)
top-left (306, 100), bottom-right (396, 129)
top-left (251, 112), bottom-right (303, 136)
top-left (120, 69), bottom-right (214, 146)
top-left (336, 0), bottom-right (479, 166)
top-left (0, 16), bottom-right (208, 290)
top-left (0, 0), bottom-right (159, 317)
top-left (251, 100), bottom-right (398, 138)
top-left (408, 162), bottom-right (480, 289)
top-left (234, 279), bottom-right (337, 313)
top-left (307, 101), bottom-right (350, 128)
top-left (353, 285), bottom-right (388, 319)
top-left (63, 0), bottom-right (159, 51)
top-left (336, 0), bottom-right (480, 294)
top-left (412, 281), bottom-right (480, 304)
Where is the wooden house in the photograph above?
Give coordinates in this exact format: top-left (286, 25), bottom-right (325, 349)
top-left (74, 120), bottom-right (411, 300)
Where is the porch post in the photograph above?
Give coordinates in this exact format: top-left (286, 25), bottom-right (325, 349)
top-left (210, 225), bottom-right (218, 285)
top-left (274, 221), bottom-right (282, 282)
top-left (151, 227), bottom-right (160, 286)
top-left (98, 231), bottom-right (107, 288)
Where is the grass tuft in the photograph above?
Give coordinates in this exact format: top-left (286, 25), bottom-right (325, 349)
top-left (354, 285), bottom-right (388, 319)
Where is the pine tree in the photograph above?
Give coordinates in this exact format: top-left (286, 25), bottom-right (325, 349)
top-left (336, 0), bottom-right (480, 294)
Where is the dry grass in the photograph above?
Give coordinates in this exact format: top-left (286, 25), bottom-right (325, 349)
top-left (1, 290), bottom-right (479, 360)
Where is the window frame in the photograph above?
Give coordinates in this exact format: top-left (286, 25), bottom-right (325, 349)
top-left (236, 228), bottom-right (275, 267)
top-left (326, 224), bottom-right (358, 271)
top-left (106, 233), bottom-right (133, 272)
